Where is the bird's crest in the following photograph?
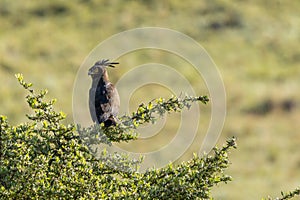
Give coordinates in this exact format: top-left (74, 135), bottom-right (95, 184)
top-left (95, 59), bottom-right (119, 68)
top-left (88, 59), bottom-right (119, 76)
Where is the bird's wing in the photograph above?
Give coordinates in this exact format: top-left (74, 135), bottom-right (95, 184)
top-left (89, 81), bottom-right (119, 124)
top-left (95, 83), bottom-right (110, 123)
top-left (89, 84), bottom-right (110, 123)
top-left (101, 83), bottom-right (119, 117)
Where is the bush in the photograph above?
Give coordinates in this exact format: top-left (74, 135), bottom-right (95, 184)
top-left (0, 74), bottom-right (298, 199)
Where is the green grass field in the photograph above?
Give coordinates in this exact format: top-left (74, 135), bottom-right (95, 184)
top-left (1, 0), bottom-right (299, 199)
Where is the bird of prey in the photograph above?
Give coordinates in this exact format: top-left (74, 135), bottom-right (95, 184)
top-left (88, 59), bottom-right (120, 127)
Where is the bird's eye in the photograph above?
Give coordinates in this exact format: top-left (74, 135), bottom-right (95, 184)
top-left (91, 67), bottom-right (99, 73)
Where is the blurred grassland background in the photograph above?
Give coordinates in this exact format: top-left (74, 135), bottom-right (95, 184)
top-left (0, 0), bottom-right (300, 199)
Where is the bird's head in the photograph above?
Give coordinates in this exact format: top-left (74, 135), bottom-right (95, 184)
top-left (88, 59), bottom-right (119, 77)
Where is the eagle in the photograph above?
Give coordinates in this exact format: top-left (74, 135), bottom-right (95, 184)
top-left (88, 59), bottom-right (120, 127)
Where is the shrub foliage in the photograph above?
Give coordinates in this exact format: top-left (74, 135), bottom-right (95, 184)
top-left (0, 74), bottom-right (236, 199)
top-left (1, 74), bottom-right (297, 199)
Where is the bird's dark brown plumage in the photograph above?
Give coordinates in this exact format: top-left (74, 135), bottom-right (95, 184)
top-left (88, 59), bottom-right (120, 127)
